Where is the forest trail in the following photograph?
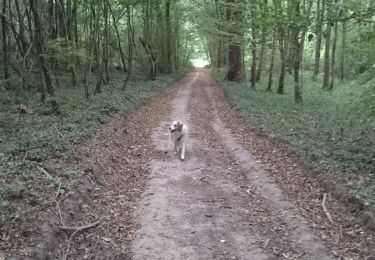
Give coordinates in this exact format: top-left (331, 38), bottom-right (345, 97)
top-left (9, 69), bottom-right (374, 260)
top-left (131, 69), bottom-right (333, 260)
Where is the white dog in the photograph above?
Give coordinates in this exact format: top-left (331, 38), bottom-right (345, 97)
top-left (169, 120), bottom-right (187, 161)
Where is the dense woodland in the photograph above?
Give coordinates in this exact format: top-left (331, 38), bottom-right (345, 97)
top-left (0, 0), bottom-right (373, 105)
top-left (0, 0), bottom-right (374, 242)
top-left (0, 0), bottom-right (196, 104)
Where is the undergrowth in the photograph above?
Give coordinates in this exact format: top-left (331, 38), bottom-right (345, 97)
top-left (0, 70), bottom-right (186, 227)
top-left (214, 70), bottom-right (375, 205)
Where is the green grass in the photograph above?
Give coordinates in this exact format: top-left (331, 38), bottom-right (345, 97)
top-left (214, 70), bottom-right (375, 204)
top-left (0, 70), bottom-right (185, 225)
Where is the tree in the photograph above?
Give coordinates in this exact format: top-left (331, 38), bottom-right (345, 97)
top-left (226, 0), bottom-right (244, 82)
top-left (1, 0), bottom-right (9, 82)
top-left (322, 0), bottom-right (332, 90)
top-left (312, 0), bottom-right (324, 80)
top-left (30, 0), bottom-right (55, 101)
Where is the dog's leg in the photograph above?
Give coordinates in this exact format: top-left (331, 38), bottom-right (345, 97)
top-left (180, 140), bottom-right (185, 161)
top-left (173, 140), bottom-right (179, 153)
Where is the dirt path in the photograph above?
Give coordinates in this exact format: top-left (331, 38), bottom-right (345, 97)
top-left (131, 70), bottom-right (334, 260)
top-left (7, 69), bottom-right (375, 260)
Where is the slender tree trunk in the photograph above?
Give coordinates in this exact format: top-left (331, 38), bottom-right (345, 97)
top-left (291, 0), bottom-right (302, 105)
top-left (48, 0), bottom-right (57, 39)
top-left (215, 0), bottom-right (224, 68)
top-left (256, 29), bottom-right (266, 82)
top-left (140, 38), bottom-right (156, 80)
top-left (267, 32), bottom-right (276, 92)
top-left (272, 0), bottom-right (286, 94)
top-left (250, 37), bottom-right (257, 87)
top-left (93, 4), bottom-right (103, 94)
top-left (256, 0), bottom-right (268, 82)
top-left (291, 0), bottom-right (309, 105)
top-left (286, 32), bottom-right (294, 74)
top-left (165, 0), bottom-right (173, 73)
top-left (313, 0), bottom-right (324, 80)
top-left (123, 2), bottom-right (133, 88)
top-left (29, 0), bottom-right (55, 100)
top-left (66, 0), bottom-right (72, 41)
top-left (103, 0), bottom-right (110, 82)
top-left (278, 39), bottom-right (286, 94)
top-left (322, 1), bottom-right (332, 90)
top-left (226, 0), bottom-right (244, 81)
top-left (340, 19), bottom-right (346, 81)
top-left (329, 17), bottom-right (338, 90)
top-left (174, 14), bottom-right (180, 70)
top-left (109, 2), bottom-right (127, 72)
top-left (250, 5), bottom-right (257, 87)
top-left (57, 0), bottom-right (66, 38)
top-left (26, 4), bottom-right (33, 42)
top-left (72, 0), bottom-right (78, 44)
top-left (2, 0), bottom-right (9, 81)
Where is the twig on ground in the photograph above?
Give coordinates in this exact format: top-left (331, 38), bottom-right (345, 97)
top-left (263, 238), bottom-right (270, 248)
top-left (53, 176), bottom-right (65, 226)
top-left (37, 164), bottom-right (65, 226)
top-left (36, 164), bottom-right (53, 180)
top-left (60, 219), bottom-right (102, 260)
top-left (322, 193), bottom-right (335, 224)
top-left (54, 124), bottom-right (65, 139)
top-left (58, 220), bottom-right (102, 232)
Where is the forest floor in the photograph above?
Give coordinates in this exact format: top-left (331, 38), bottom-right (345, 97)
top-left (2, 69), bottom-right (375, 259)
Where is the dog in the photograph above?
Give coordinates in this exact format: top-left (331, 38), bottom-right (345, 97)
top-left (169, 120), bottom-right (187, 161)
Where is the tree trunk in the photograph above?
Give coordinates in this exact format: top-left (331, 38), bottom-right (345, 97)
top-left (93, 4), bottom-right (103, 94)
top-left (250, 4), bottom-right (257, 87)
top-left (165, 0), bottom-right (173, 73)
top-left (250, 36), bottom-right (257, 87)
top-left (109, 2), bottom-right (127, 72)
top-left (340, 19), bottom-right (346, 81)
top-left (329, 17), bottom-right (338, 90)
top-left (313, 0), bottom-right (324, 80)
top-left (256, 29), bottom-right (266, 82)
top-left (256, 0), bottom-right (268, 82)
top-left (26, 4), bottom-right (33, 42)
top-left (267, 32), bottom-right (276, 92)
top-left (322, 0), bottom-right (332, 90)
top-left (293, 38), bottom-right (302, 104)
top-left (57, 0), bottom-right (66, 38)
top-left (29, 0), bottom-right (55, 100)
top-left (278, 40), bottom-right (286, 94)
top-left (140, 38), bottom-right (157, 80)
top-left (72, 0), bottom-right (78, 44)
top-left (123, 2), bottom-right (133, 88)
top-left (66, 0), bottom-right (72, 41)
top-left (103, 0), bottom-right (110, 83)
top-left (272, 0), bottom-right (286, 94)
top-left (215, 0), bottom-right (224, 68)
top-left (2, 0), bottom-right (9, 81)
top-left (226, 0), bottom-right (244, 82)
top-left (48, 0), bottom-right (57, 39)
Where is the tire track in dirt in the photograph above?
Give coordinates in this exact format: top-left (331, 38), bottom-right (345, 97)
top-left (204, 82), bottom-right (333, 259)
top-left (131, 69), bottom-right (334, 260)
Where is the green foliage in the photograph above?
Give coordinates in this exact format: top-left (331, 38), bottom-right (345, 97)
top-left (46, 38), bottom-right (88, 66)
top-left (214, 70), bottom-right (375, 204)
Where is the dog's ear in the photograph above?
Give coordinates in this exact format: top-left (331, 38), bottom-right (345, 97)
top-left (177, 121), bottom-right (183, 131)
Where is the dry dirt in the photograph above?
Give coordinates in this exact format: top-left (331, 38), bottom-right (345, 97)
top-left (3, 69), bottom-right (375, 260)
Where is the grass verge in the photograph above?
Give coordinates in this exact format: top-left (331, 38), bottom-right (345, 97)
top-left (213, 69), bottom-right (375, 205)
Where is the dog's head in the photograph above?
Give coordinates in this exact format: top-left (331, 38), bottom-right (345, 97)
top-left (169, 120), bottom-right (183, 133)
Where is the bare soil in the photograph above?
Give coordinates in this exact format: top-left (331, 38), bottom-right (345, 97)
top-left (2, 69), bottom-right (375, 259)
